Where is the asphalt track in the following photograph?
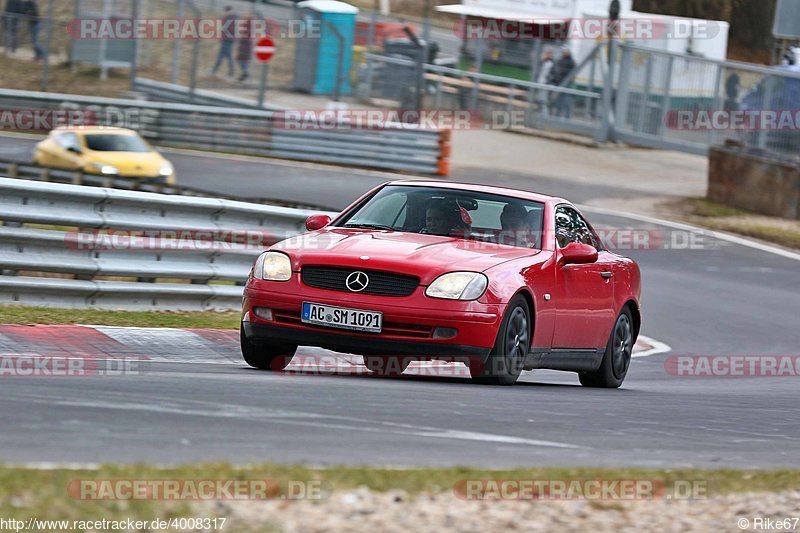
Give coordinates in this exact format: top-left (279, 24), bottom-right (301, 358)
top-left (0, 135), bottom-right (648, 210)
top-left (1, 135), bottom-right (799, 468)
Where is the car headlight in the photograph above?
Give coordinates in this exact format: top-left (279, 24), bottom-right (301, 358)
top-left (159, 164), bottom-right (174, 176)
top-left (91, 163), bottom-right (119, 175)
top-left (253, 252), bottom-right (292, 282)
top-left (425, 272), bottom-right (488, 300)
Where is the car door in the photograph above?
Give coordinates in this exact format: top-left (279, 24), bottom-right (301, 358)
top-left (550, 205), bottom-right (618, 349)
top-left (49, 132), bottom-right (83, 170)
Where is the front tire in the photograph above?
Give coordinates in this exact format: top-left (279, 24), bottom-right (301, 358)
top-left (470, 295), bottom-right (530, 386)
top-left (240, 326), bottom-right (297, 370)
top-left (579, 308), bottom-right (634, 388)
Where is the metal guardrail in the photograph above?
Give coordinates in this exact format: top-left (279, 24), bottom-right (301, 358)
top-left (0, 157), bottom-right (323, 210)
top-left (0, 177), bottom-right (334, 311)
top-left (0, 88), bottom-right (450, 176)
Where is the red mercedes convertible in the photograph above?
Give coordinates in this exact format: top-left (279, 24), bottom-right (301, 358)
top-left (241, 181), bottom-right (642, 387)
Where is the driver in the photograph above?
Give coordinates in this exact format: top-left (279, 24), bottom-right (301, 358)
top-left (421, 203), bottom-right (453, 236)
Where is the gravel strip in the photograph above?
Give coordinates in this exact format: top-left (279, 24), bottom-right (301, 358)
top-left (206, 488), bottom-right (800, 532)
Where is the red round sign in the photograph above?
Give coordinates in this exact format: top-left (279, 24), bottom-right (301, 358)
top-left (254, 36), bottom-right (276, 63)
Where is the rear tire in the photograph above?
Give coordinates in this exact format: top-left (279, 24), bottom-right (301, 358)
top-left (363, 356), bottom-right (411, 376)
top-left (240, 326), bottom-right (297, 370)
top-left (579, 308), bottom-right (634, 388)
top-left (470, 295), bottom-right (530, 386)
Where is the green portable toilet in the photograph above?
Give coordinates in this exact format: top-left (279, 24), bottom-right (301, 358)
top-left (293, 0), bottom-right (359, 96)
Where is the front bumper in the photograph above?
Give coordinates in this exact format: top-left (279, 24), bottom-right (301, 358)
top-left (84, 169), bottom-right (175, 184)
top-left (243, 322), bottom-right (490, 359)
top-left (242, 277), bottom-right (503, 360)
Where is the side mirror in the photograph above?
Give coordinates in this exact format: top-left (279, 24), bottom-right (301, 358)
top-left (560, 242), bottom-right (598, 265)
top-left (305, 214), bottom-right (332, 231)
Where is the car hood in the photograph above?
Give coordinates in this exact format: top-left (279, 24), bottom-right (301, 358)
top-left (273, 228), bottom-right (540, 284)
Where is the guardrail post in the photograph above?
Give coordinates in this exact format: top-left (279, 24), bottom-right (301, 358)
top-left (40, 169), bottom-right (49, 182)
top-left (8, 163), bottom-right (18, 178)
top-left (437, 129), bottom-right (451, 176)
top-left (72, 172), bottom-right (83, 185)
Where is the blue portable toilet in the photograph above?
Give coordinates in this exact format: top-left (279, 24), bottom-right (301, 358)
top-left (293, 0), bottom-right (359, 96)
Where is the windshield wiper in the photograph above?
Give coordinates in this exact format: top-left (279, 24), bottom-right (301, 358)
top-left (343, 223), bottom-right (395, 231)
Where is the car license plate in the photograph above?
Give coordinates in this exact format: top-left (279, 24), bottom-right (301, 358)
top-left (301, 302), bottom-right (383, 333)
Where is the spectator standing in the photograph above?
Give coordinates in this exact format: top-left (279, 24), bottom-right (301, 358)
top-left (536, 49), bottom-right (555, 115)
top-left (236, 13), bottom-right (254, 82)
top-left (724, 73), bottom-right (741, 111)
top-left (210, 6), bottom-right (237, 78)
top-left (550, 46), bottom-right (576, 118)
top-left (3, 0), bottom-right (24, 54)
top-left (21, 0), bottom-right (43, 60)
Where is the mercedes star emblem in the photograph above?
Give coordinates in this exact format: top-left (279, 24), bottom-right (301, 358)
top-left (345, 271), bottom-right (369, 292)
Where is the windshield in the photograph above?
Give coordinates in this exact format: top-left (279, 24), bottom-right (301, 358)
top-left (336, 185), bottom-right (545, 249)
top-left (83, 134), bottom-right (151, 152)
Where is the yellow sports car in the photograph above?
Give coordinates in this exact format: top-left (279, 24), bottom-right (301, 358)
top-left (33, 127), bottom-right (176, 185)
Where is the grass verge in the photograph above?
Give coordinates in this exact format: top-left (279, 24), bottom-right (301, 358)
top-left (668, 198), bottom-right (800, 251)
top-left (0, 306), bottom-right (240, 329)
top-left (0, 464), bottom-right (798, 526)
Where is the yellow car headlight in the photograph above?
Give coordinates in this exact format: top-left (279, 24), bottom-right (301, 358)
top-left (90, 162), bottom-right (119, 175)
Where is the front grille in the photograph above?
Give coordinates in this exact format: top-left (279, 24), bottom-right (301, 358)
top-left (301, 266), bottom-right (419, 297)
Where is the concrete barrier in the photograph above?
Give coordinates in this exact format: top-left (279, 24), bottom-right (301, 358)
top-left (708, 143), bottom-right (800, 220)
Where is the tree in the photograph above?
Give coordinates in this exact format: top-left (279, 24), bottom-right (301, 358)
top-left (633, 0), bottom-right (775, 60)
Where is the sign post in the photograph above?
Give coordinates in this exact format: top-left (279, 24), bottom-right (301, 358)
top-left (254, 36), bottom-right (276, 107)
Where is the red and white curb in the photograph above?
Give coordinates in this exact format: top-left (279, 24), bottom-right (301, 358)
top-left (634, 335), bottom-right (672, 358)
top-left (0, 325), bottom-right (671, 375)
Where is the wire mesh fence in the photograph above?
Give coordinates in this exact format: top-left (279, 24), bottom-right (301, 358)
top-left (357, 47), bottom-right (608, 139)
top-left (614, 44), bottom-right (800, 157)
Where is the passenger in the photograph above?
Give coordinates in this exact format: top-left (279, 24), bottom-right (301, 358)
top-left (498, 203), bottom-right (527, 246)
top-left (524, 209), bottom-right (544, 248)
